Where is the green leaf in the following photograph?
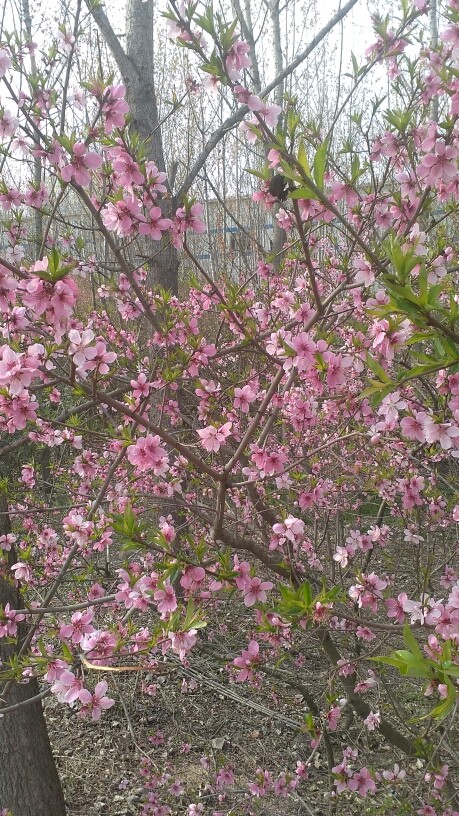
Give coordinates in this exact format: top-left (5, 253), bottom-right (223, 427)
top-left (195, 14), bottom-right (215, 35)
top-left (297, 140), bottom-right (311, 176)
top-left (403, 624), bottom-right (423, 660)
top-left (350, 52), bottom-right (360, 79)
top-left (365, 353), bottom-right (392, 384)
top-left (370, 651), bottom-right (432, 679)
top-left (313, 139), bottom-right (328, 191)
top-left (289, 186), bottom-right (316, 200)
top-left (358, 381), bottom-right (390, 400)
top-left (398, 362), bottom-right (448, 383)
top-left (245, 167), bottom-right (268, 180)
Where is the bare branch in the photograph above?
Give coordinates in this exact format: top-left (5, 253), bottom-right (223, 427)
top-left (178, 0), bottom-right (360, 198)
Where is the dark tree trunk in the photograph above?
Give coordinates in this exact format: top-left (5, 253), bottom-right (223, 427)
top-left (0, 494), bottom-right (66, 816)
top-left (86, 0), bottom-right (180, 296)
top-left (124, 0), bottom-right (179, 295)
top-left (0, 680), bottom-right (67, 816)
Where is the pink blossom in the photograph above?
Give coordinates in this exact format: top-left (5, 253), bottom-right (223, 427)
top-left (272, 515), bottom-right (304, 544)
top-left (347, 767), bottom-right (376, 797)
top-left (180, 566), bottom-right (205, 590)
top-left (198, 421), bottom-right (232, 452)
top-left (382, 763), bottom-right (406, 782)
top-left (423, 418), bottom-right (459, 450)
top-left (109, 146), bottom-right (144, 187)
top-left (138, 206), bottom-right (172, 240)
top-left (127, 434), bottom-right (169, 474)
top-left (57, 28), bottom-right (76, 54)
top-left (327, 705), bottom-right (342, 731)
top-left (0, 48), bottom-right (11, 77)
top-left (258, 101), bottom-right (282, 128)
top-left (154, 583), bottom-right (177, 615)
top-left (11, 562), bottom-right (32, 582)
top-left (0, 603), bottom-right (25, 637)
top-left (233, 557), bottom-right (251, 590)
top-left (386, 593), bottom-right (408, 624)
top-left (363, 711), bottom-right (380, 731)
top-left (101, 195), bottom-right (142, 237)
top-left (51, 670), bottom-right (84, 705)
top-left (173, 202), bottom-right (206, 247)
top-left (233, 639), bottom-right (259, 682)
top-left (233, 385), bottom-right (256, 413)
top-left (225, 40), bottom-right (251, 77)
top-left (59, 610), bottom-right (95, 644)
top-left (419, 140), bottom-right (459, 186)
top-left (233, 84), bottom-right (262, 110)
top-left (170, 629), bottom-right (197, 659)
top-left (78, 680), bottom-right (115, 721)
top-left (333, 546), bottom-right (352, 567)
top-left (80, 630), bottom-right (118, 662)
top-left (61, 143), bottom-right (102, 186)
top-left (400, 412), bottom-right (428, 442)
top-left (0, 533), bottom-right (16, 551)
top-left (68, 328), bottom-right (95, 368)
top-left (130, 372), bottom-right (150, 399)
top-left (103, 85), bottom-right (130, 133)
top-left (168, 779), bottom-right (185, 796)
top-left (267, 148), bottom-right (281, 168)
top-left (83, 340), bottom-right (117, 375)
top-left (242, 576), bottom-right (273, 607)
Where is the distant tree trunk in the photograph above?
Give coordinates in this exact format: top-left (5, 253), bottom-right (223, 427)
top-left (0, 494), bottom-right (66, 816)
top-left (124, 0), bottom-right (179, 295)
top-left (430, 0), bottom-right (439, 122)
top-left (88, 0), bottom-right (179, 295)
top-left (268, 0), bottom-right (287, 263)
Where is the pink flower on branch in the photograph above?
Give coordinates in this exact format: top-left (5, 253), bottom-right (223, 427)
top-left (154, 582), bottom-right (177, 616)
top-left (233, 639), bottom-right (259, 682)
top-left (138, 206), bottom-right (172, 240)
top-left (59, 610), bottom-right (95, 645)
top-left (51, 670), bottom-right (84, 705)
top-left (225, 39), bottom-right (251, 77)
top-left (347, 767), bottom-right (377, 797)
top-left (78, 680), bottom-right (115, 721)
top-left (0, 48), bottom-right (11, 77)
top-left (418, 140), bottom-right (459, 186)
top-left (61, 142), bottom-right (102, 187)
top-left (233, 384), bottom-right (256, 413)
top-left (57, 28), bottom-right (76, 54)
top-left (0, 603), bottom-right (25, 637)
top-left (242, 576), bottom-right (273, 607)
top-left (198, 421), bottom-right (232, 452)
top-left (127, 434), bottom-right (169, 474)
top-left (102, 85), bottom-right (130, 134)
top-left (11, 562), bottom-right (32, 582)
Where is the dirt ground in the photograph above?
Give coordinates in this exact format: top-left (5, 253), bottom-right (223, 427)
top-left (45, 626), bottom-right (440, 816)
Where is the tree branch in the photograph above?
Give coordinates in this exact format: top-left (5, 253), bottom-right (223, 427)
top-left (177, 0), bottom-right (360, 198)
top-left (84, 0), bottom-right (133, 79)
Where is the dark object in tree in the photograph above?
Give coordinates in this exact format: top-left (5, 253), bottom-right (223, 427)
top-left (269, 174), bottom-right (290, 201)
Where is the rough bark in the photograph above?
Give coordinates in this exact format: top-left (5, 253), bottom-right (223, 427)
top-left (88, 0), bottom-right (179, 295)
top-left (0, 493), bottom-right (66, 816)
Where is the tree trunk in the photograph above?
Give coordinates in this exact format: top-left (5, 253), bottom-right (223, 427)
top-left (0, 494), bottom-right (66, 816)
top-left (269, 0), bottom-right (287, 264)
top-left (87, 0), bottom-right (180, 295)
top-left (124, 0), bottom-right (179, 295)
top-left (0, 680), bottom-right (66, 816)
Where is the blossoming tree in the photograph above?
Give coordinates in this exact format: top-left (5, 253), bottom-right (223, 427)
top-left (1, 0), bottom-right (459, 814)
